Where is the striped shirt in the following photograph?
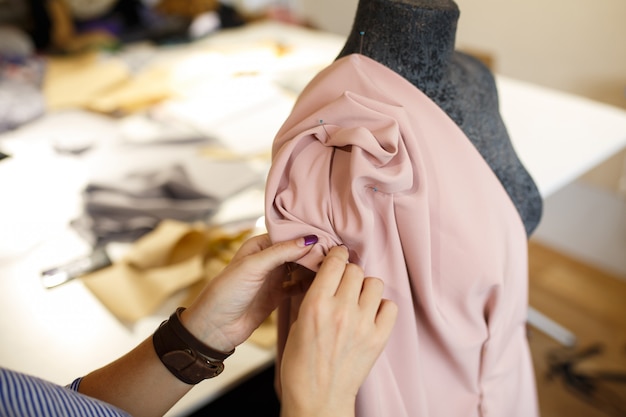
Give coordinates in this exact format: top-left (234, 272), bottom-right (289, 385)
top-left (0, 367), bottom-right (130, 417)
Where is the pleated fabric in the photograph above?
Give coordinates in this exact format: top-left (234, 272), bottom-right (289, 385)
top-left (265, 54), bottom-right (539, 417)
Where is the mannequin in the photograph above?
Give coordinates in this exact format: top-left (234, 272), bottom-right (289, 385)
top-left (337, 0), bottom-right (542, 235)
top-left (267, 2), bottom-right (541, 415)
top-left (267, 2), bottom-right (542, 415)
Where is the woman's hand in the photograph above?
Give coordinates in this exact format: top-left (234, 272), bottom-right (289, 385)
top-left (279, 245), bottom-right (398, 417)
top-left (79, 233), bottom-right (318, 417)
top-left (182, 233), bottom-right (318, 352)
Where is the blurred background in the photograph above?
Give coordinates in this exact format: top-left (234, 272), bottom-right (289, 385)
top-left (1, 1), bottom-right (624, 416)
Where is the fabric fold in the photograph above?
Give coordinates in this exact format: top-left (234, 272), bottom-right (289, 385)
top-left (265, 54), bottom-right (538, 417)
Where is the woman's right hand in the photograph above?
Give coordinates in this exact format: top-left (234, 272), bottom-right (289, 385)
top-left (279, 246), bottom-right (398, 417)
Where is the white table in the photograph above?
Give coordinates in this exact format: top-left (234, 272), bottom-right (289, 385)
top-left (497, 76), bottom-right (626, 198)
top-left (0, 114), bottom-right (277, 417)
top-left (0, 21), bottom-right (343, 417)
top-left (1, 21), bottom-right (625, 416)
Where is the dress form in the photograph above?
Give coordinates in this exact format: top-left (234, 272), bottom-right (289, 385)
top-left (337, 0), bottom-right (542, 235)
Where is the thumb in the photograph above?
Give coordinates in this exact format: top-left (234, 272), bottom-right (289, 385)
top-left (238, 234), bottom-right (318, 274)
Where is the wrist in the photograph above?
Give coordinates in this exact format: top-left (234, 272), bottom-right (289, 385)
top-left (153, 307), bottom-right (235, 385)
top-left (179, 305), bottom-right (235, 353)
top-left (280, 394), bottom-right (356, 417)
top-left (281, 404), bottom-right (355, 417)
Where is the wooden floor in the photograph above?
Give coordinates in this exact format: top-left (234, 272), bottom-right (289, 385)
top-left (527, 240), bottom-right (626, 417)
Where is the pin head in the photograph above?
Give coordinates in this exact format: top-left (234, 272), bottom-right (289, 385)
top-left (319, 119), bottom-right (330, 138)
top-left (359, 31), bottom-right (365, 54)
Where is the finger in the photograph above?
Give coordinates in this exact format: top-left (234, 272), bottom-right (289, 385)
top-left (358, 277), bottom-right (386, 319)
top-left (375, 299), bottom-right (398, 342)
top-left (237, 234), bottom-right (318, 276)
top-left (231, 234), bottom-right (273, 261)
top-left (334, 263), bottom-right (366, 303)
top-left (306, 245), bottom-right (349, 297)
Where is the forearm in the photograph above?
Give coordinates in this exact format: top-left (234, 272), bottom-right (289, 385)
top-left (78, 337), bottom-right (192, 417)
top-left (77, 235), bottom-right (317, 417)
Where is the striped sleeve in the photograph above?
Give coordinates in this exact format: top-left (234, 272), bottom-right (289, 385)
top-left (0, 367), bottom-right (131, 417)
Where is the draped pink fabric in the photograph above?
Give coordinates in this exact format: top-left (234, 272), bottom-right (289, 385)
top-left (265, 54), bottom-right (539, 417)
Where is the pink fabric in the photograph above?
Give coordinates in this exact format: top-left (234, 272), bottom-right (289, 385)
top-left (265, 54), bottom-right (539, 417)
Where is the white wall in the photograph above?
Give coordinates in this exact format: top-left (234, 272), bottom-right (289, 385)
top-left (454, 0), bottom-right (626, 109)
top-left (291, 0), bottom-right (359, 36)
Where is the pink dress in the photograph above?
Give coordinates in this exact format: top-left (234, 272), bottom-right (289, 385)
top-left (265, 54), bottom-right (539, 417)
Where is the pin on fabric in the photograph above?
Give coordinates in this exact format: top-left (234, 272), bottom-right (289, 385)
top-left (359, 31), bottom-right (365, 54)
top-left (319, 119), bottom-right (330, 138)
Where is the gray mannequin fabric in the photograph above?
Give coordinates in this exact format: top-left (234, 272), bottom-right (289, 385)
top-left (337, 0), bottom-right (542, 236)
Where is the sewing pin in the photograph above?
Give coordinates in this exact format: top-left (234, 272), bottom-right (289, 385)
top-left (319, 119), bottom-right (330, 138)
top-left (359, 31), bottom-right (365, 54)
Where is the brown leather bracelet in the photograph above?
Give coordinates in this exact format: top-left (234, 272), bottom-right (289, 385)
top-left (153, 307), bottom-right (235, 385)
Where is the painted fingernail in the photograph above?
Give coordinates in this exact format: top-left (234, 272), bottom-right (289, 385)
top-left (303, 235), bottom-right (318, 246)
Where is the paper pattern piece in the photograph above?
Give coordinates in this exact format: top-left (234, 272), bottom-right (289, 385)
top-left (81, 219), bottom-right (277, 348)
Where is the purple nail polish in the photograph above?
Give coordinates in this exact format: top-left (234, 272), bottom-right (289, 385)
top-left (303, 235), bottom-right (318, 246)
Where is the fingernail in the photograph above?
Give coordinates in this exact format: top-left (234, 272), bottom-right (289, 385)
top-left (303, 235), bottom-right (318, 246)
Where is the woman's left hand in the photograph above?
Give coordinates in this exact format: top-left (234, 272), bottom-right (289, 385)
top-left (181, 233), bottom-right (318, 352)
